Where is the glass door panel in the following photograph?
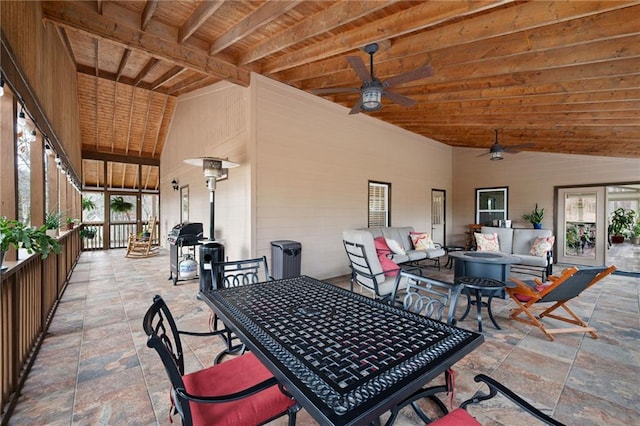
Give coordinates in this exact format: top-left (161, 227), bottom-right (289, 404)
top-left (557, 187), bottom-right (605, 266)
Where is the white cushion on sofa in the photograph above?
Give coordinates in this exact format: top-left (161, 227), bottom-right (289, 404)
top-left (385, 238), bottom-right (406, 255)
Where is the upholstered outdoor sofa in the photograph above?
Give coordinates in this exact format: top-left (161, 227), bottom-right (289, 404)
top-left (478, 226), bottom-right (554, 279)
top-left (342, 226), bottom-right (445, 300)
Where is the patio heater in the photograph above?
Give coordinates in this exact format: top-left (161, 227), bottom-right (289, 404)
top-left (183, 157), bottom-right (239, 241)
top-left (184, 157), bottom-right (239, 293)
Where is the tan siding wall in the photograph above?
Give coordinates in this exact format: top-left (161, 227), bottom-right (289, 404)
top-left (160, 82), bottom-right (252, 260)
top-left (451, 148), bottom-right (640, 244)
top-left (254, 75), bottom-right (452, 279)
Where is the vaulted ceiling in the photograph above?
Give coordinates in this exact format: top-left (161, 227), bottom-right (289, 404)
top-left (42, 0), bottom-right (640, 188)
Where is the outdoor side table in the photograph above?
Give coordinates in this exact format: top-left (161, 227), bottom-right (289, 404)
top-left (443, 245), bottom-right (465, 269)
top-left (455, 276), bottom-right (514, 332)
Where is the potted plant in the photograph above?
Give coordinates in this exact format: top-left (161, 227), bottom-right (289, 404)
top-left (523, 204), bottom-right (544, 229)
top-left (608, 207), bottom-right (635, 244)
top-left (82, 197), bottom-right (96, 212)
top-left (45, 210), bottom-right (65, 237)
top-left (66, 217), bottom-right (77, 230)
top-left (0, 216), bottom-right (61, 270)
top-left (110, 196), bottom-right (134, 220)
top-left (630, 219), bottom-right (640, 245)
top-left (140, 226), bottom-right (151, 240)
top-left (80, 226), bottom-right (96, 240)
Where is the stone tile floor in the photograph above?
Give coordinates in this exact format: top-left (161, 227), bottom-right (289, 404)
top-left (8, 249), bottom-right (640, 425)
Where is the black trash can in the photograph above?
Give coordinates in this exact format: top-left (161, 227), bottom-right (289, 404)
top-left (199, 242), bottom-right (225, 293)
top-left (271, 240), bottom-right (302, 279)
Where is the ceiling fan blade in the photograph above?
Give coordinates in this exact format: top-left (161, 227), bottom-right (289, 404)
top-left (384, 65), bottom-right (434, 88)
top-left (348, 99), bottom-right (363, 115)
top-left (383, 90), bottom-right (417, 107)
top-left (346, 56), bottom-right (372, 83)
top-left (504, 142), bottom-right (535, 153)
top-left (477, 151), bottom-right (491, 157)
top-left (311, 87), bottom-right (360, 95)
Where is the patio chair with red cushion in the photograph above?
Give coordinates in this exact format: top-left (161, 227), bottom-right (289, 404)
top-left (427, 374), bottom-right (565, 425)
top-left (143, 295), bottom-right (299, 426)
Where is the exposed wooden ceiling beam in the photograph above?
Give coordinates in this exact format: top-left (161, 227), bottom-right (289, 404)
top-left (150, 66), bottom-right (185, 90)
top-left (82, 150), bottom-right (160, 166)
top-left (141, 0), bottom-right (158, 31)
top-left (169, 75), bottom-right (221, 97)
top-left (54, 26), bottom-right (76, 65)
top-left (209, 1), bottom-right (302, 55)
top-left (293, 3), bottom-right (640, 89)
top-left (238, 0), bottom-right (398, 65)
top-left (178, 0), bottom-right (223, 43)
top-left (132, 57), bottom-right (160, 86)
top-left (114, 48), bottom-right (131, 82)
top-left (42, 1), bottom-right (251, 87)
top-left (263, 0), bottom-right (511, 74)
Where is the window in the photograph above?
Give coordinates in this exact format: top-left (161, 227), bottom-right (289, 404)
top-left (476, 187), bottom-right (508, 225)
top-left (368, 181), bottom-right (390, 227)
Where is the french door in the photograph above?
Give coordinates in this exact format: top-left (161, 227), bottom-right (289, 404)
top-left (557, 187), bottom-right (606, 266)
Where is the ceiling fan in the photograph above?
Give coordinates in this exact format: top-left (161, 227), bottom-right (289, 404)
top-left (479, 129), bottom-right (534, 160)
top-left (311, 43), bottom-right (434, 114)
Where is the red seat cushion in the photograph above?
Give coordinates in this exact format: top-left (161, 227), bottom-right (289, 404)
top-left (429, 408), bottom-right (482, 425)
top-left (180, 352), bottom-right (295, 426)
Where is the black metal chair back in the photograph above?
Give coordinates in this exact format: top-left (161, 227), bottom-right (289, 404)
top-left (390, 270), bottom-right (459, 324)
top-left (142, 295), bottom-right (193, 424)
top-left (210, 256), bottom-right (271, 289)
top-left (208, 256), bottom-right (271, 363)
top-left (386, 271), bottom-right (463, 424)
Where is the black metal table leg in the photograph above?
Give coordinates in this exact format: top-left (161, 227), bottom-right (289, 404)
top-left (474, 289), bottom-right (484, 332)
top-left (486, 292), bottom-right (501, 329)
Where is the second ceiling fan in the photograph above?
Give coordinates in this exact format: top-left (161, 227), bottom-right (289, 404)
top-left (312, 43), bottom-right (434, 114)
top-left (479, 129), bottom-right (534, 160)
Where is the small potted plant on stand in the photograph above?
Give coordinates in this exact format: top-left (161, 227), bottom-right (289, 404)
top-left (66, 217), bottom-right (77, 230)
top-left (608, 207), bottom-right (635, 244)
top-left (523, 204), bottom-right (544, 229)
top-left (45, 211), bottom-right (64, 237)
top-left (0, 216), bottom-right (61, 271)
top-left (630, 218), bottom-right (640, 245)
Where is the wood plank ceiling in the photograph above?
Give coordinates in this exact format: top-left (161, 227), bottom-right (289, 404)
top-left (41, 1), bottom-right (640, 188)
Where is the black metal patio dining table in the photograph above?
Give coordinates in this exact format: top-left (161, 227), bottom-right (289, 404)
top-left (199, 275), bottom-right (484, 425)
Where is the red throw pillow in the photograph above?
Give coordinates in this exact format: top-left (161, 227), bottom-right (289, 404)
top-left (374, 236), bottom-right (392, 255)
top-left (378, 253), bottom-right (400, 277)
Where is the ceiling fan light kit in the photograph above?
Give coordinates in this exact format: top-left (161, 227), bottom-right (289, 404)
top-left (490, 151), bottom-right (504, 161)
top-left (312, 42), bottom-right (433, 115)
top-left (361, 84), bottom-right (383, 111)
